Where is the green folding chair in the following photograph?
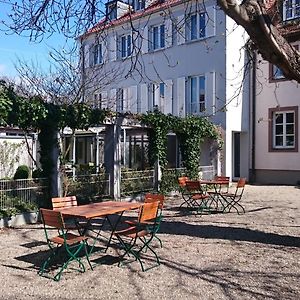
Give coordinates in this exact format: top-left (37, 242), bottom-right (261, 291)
top-left (38, 208), bottom-right (93, 281)
top-left (114, 201), bottom-right (160, 272)
top-left (124, 193), bottom-right (165, 247)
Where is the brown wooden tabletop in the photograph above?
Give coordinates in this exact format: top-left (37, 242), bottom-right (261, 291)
top-left (199, 180), bottom-right (229, 185)
top-left (58, 201), bottom-right (142, 219)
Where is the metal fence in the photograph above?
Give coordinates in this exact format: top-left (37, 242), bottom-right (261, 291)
top-left (199, 165), bottom-right (215, 180)
top-left (64, 173), bottom-right (110, 203)
top-left (0, 178), bottom-right (49, 210)
top-left (121, 169), bottom-right (155, 196)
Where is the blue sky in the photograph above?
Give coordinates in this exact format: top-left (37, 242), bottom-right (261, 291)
top-left (0, 3), bottom-right (74, 78)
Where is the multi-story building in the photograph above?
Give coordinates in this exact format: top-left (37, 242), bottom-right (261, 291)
top-left (78, 0), bottom-right (250, 181)
top-left (251, 1), bottom-right (300, 184)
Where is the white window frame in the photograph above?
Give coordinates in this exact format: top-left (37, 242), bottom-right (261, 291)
top-left (150, 24), bottom-right (165, 51)
top-left (283, 0), bottom-right (300, 20)
top-left (150, 82), bottom-right (165, 111)
top-left (186, 12), bottom-right (206, 41)
top-left (93, 93), bottom-right (102, 109)
top-left (119, 34), bottom-right (132, 59)
top-left (90, 43), bottom-right (103, 66)
top-left (273, 111), bottom-right (295, 149)
top-left (188, 75), bottom-right (205, 114)
top-left (133, 0), bottom-right (145, 11)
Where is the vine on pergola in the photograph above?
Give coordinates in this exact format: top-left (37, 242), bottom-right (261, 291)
top-left (141, 109), bottom-right (222, 180)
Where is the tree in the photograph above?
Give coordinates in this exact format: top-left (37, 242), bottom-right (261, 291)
top-left (1, 0), bottom-right (299, 83)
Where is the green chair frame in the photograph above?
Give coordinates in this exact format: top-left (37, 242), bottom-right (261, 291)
top-left (114, 201), bottom-right (160, 272)
top-left (38, 208), bottom-right (93, 281)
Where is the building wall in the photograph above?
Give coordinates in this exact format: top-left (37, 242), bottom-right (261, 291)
top-left (80, 0), bottom-right (250, 179)
top-left (254, 49), bottom-right (300, 185)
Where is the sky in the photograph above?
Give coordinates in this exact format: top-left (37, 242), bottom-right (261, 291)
top-left (0, 3), bottom-right (74, 79)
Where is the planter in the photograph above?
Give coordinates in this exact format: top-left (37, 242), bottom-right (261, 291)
top-left (0, 211), bottom-right (39, 228)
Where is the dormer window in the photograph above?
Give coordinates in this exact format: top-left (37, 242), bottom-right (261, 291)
top-left (283, 0), bottom-right (300, 21)
top-left (133, 0), bottom-right (145, 11)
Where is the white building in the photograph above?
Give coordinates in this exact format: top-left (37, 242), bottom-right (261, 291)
top-left (251, 2), bottom-right (300, 185)
top-left (79, 0), bottom-right (250, 180)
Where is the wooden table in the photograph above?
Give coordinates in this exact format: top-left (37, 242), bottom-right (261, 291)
top-left (59, 201), bottom-right (142, 254)
top-left (200, 180), bottom-right (230, 211)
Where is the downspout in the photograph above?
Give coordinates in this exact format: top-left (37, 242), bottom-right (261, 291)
top-left (250, 51), bottom-right (257, 183)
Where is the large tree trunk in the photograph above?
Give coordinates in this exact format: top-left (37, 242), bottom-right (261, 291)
top-left (217, 0), bottom-right (300, 82)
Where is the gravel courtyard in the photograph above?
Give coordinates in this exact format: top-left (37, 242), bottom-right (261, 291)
top-left (0, 184), bottom-right (299, 300)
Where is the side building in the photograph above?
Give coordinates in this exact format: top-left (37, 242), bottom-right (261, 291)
top-left (251, 1), bottom-right (300, 184)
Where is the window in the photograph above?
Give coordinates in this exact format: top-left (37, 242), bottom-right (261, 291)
top-left (133, 0), bottom-right (145, 11)
top-left (271, 65), bottom-right (285, 81)
top-left (119, 34), bottom-right (132, 59)
top-left (283, 0), bottom-right (300, 20)
top-left (151, 82), bottom-right (165, 110)
top-left (187, 12), bottom-right (206, 41)
top-left (116, 88), bottom-right (124, 112)
top-left (269, 107), bottom-right (298, 152)
top-left (189, 76), bottom-right (205, 114)
top-left (93, 44), bottom-right (103, 65)
top-left (93, 93), bottom-right (102, 109)
top-left (150, 24), bottom-right (165, 50)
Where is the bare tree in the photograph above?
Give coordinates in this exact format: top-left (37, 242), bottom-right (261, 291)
top-left (1, 0), bottom-right (299, 84)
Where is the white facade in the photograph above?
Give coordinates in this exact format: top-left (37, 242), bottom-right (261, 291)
top-left (79, 0), bottom-right (250, 180)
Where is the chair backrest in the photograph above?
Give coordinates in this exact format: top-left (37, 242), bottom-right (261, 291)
top-left (139, 201), bottom-right (159, 223)
top-left (52, 196), bottom-right (77, 210)
top-left (185, 180), bottom-right (201, 191)
top-left (178, 176), bottom-right (189, 187)
top-left (215, 176), bottom-right (230, 183)
top-left (40, 208), bottom-right (65, 229)
top-left (235, 178), bottom-right (246, 197)
top-left (144, 193), bottom-right (165, 209)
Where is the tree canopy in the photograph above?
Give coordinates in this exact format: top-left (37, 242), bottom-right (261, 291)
top-left (1, 0), bottom-right (300, 83)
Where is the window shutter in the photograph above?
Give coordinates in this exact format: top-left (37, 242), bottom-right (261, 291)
top-left (177, 15), bottom-right (186, 45)
top-left (141, 25), bottom-right (148, 54)
top-left (109, 88), bottom-right (117, 111)
top-left (205, 71), bottom-right (216, 115)
top-left (110, 34), bottom-right (117, 61)
top-left (127, 85), bottom-right (138, 113)
top-left (87, 43), bottom-right (93, 67)
top-left (140, 84), bottom-right (148, 113)
top-left (101, 90), bottom-right (108, 109)
top-left (165, 19), bottom-right (172, 48)
top-left (206, 6), bottom-right (216, 37)
top-left (177, 77), bottom-right (186, 116)
top-left (164, 80), bottom-right (173, 114)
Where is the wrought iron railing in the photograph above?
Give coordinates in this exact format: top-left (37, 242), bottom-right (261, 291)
top-left (64, 173), bottom-right (110, 203)
top-left (121, 169), bottom-right (154, 196)
top-left (0, 178), bottom-right (49, 210)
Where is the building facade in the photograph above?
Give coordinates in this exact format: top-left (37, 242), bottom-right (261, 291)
top-left (79, 0), bottom-right (251, 180)
top-left (252, 2), bottom-right (300, 184)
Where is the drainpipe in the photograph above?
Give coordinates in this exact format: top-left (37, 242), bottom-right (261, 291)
top-left (250, 51), bottom-right (257, 183)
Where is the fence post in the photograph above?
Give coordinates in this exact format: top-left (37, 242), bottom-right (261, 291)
top-left (104, 119), bottom-right (122, 200)
top-left (154, 159), bottom-right (162, 191)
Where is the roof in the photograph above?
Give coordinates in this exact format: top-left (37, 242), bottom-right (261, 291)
top-left (80, 0), bottom-right (184, 39)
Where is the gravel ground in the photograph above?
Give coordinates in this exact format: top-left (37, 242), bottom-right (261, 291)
top-left (0, 184), bottom-right (299, 300)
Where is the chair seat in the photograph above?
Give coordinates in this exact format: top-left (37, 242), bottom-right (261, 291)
top-left (191, 194), bottom-right (209, 200)
top-left (50, 233), bottom-right (88, 245)
top-left (115, 227), bottom-right (148, 239)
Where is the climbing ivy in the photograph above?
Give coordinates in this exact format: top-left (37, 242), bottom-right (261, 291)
top-left (174, 116), bottom-right (219, 179)
top-left (140, 109), bottom-right (174, 168)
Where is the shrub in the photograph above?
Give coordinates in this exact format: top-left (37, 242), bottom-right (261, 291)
top-left (32, 168), bottom-right (43, 179)
top-left (13, 165), bottom-right (30, 180)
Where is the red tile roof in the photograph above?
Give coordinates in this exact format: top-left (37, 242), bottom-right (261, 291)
top-left (81, 0), bottom-right (183, 39)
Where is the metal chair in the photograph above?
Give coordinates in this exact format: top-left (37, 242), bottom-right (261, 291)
top-left (38, 208), bottom-right (93, 281)
top-left (220, 178), bottom-right (246, 214)
top-left (114, 201), bottom-right (160, 271)
top-left (181, 180), bottom-right (210, 213)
